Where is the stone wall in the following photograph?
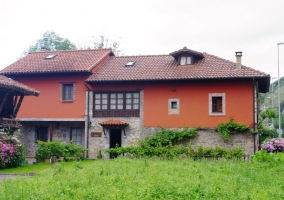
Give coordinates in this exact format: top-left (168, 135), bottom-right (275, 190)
top-left (19, 121), bottom-right (85, 157)
top-left (142, 127), bottom-right (256, 155)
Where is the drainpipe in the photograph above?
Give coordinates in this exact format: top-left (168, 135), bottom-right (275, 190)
top-left (84, 83), bottom-right (91, 158)
top-left (253, 78), bottom-right (257, 153)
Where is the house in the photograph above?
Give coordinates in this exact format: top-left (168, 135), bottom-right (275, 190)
top-left (0, 75), bottom-right (39, 131)
top-left (0, 49), bottom-right (114, 156)
top-left (1, 47), bottom-right (270, 158)
top-left (85, 47), bottom-right (270, 158)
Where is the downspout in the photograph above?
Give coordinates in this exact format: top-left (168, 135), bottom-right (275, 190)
top-left (253, 78), bottom-right (257, 154)
top-left (84, 83), bottom-right (91, 158)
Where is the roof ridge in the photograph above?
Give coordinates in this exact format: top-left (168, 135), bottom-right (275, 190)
top-left (87, 50), bottom-right (113, 71)
top-left (116, 54), bottom-right (170, 58)
top-left (28, 48), bottom-right (112, 54)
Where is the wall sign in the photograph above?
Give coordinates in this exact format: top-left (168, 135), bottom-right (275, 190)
top-left (91, 132), bottom-right (102, 137)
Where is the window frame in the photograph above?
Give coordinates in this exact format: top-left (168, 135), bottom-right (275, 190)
top-left (168, 98), bottom-right (180, 115)
top-left (209, 93), bottom-right (226, 116)
top-left (59, 82), bottom-right (76, 102)
top-left (93, 91), bottom-right (140, 117)
top-left (35, 126), bottom-right (48, 143)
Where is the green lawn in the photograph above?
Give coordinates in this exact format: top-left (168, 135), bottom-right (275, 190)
top-left (0, 160), bottom-right (95, 174)
top-left (0, 158), bottom-right (284, 199)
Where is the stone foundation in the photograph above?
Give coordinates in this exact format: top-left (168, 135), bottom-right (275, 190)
top-left (142, 127), bottom-right (256, 155)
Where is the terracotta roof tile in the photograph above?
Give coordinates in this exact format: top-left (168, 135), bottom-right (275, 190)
top-left (0, 75), bottom-right (39, 96)
top-left (1, 49), bottom-right (114, 74)
top-left (98, 119), bottom-right (129, 126)
top-left (86, 52), bottom-right (269, 82)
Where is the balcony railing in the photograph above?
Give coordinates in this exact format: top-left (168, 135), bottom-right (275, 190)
top-left (0, 118), bottom-right (20, 129)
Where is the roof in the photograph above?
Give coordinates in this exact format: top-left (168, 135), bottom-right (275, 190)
top-left (1, 49), bottom-right (114, 75)
top-left (98, 119), bottom-right (129, 126)
top-left (0, 75), bottom-right (39, 96)
top-left (86, 51), bottom-right (270, 82)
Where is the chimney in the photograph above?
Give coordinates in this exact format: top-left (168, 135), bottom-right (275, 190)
top-left (235, 52), bottom-right (242, 69)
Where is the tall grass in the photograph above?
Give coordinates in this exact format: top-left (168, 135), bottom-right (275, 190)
top-left (0, 158), bottom-right (284, 199)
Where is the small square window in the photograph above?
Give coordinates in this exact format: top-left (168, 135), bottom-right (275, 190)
top-left (168, 99), bottom-right (180, 115)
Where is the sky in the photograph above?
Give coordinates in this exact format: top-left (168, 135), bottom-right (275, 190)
top-left (1, 0), bottom-right (284, 79)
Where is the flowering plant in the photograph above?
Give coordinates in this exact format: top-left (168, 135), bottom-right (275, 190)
top-left (262, 138), bottom-right (284, 153)
top-left (0, 132), bottom-right (26, 168)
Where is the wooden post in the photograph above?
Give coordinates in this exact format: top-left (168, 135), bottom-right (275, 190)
top-left (13, 95), bottom-right (24, 117)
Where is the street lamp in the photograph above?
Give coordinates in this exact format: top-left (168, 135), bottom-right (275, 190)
top-left (271, 77), bottom-right (277, 126)
top-left (277, 43), bottom-right (284, 136)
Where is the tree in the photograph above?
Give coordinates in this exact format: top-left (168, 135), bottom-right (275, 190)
top-left (77, 35), bottom-right (123, 55)
top-left (258, 109), bottom-right (278, 141)
top-left (274, 114), bottom-right (284, 131)
top-left (21, 31), bottom-right (76, 57)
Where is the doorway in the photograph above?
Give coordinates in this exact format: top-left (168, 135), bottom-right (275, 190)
top-left (109, 129), bottom-right (122, 158)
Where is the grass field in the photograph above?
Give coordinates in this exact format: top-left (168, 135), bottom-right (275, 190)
top-left (0, 158), bottom-right (284, 199)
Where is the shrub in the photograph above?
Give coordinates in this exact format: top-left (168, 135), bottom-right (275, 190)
top-left (104, 127), bottom-right (244, 159)
top-left (252, 150), bottom-right (284, 163)
top-left (35, 140), bottom-right (86, 162)
top-left (217, 118), bottom-right (250, 140)
top-left (0, 133), bottom-right (26, 168)
top-left (261, 138), bottom-right (284, 153)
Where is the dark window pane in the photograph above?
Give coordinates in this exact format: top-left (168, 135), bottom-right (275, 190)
top-left (171, 101), bottom-right (177, 109)
top-left (35, 126), bottom-right (48, 142)
top-left (212, 97), bottom-right (222, 112)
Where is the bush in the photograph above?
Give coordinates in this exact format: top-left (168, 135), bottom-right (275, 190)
top-left (261, 138), bottom-right (284, 152)
top-left (35, 140), bottom-right (86, 162)
top-left (104, 144), bottom-right (244, 159)
top-left (252, 150), bottom-right (284, 163)
top-left (104, 127), bottom-right (244, 159)
top-left (0, 133), bottom-right (26, 168)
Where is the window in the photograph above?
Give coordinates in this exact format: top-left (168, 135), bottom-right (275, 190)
top-left (168, 98), bottom-right (180, 115)
top-left (180, 56), bottom-right (192, 65)
top-left (125, 61), bottom-right (135, 67)
top-left (94, 91), bottom-right (140, 117)
top-left (171, 101), bottom-right (177, 109)
top-left (70, 128), bottom-right (82, 145)
top-left (45, 55), bottom-right (56, 60)
top-left (59, 83), bottom-right (76, 102)
top-left (209, 93), bottom-right (226, 116)
top-left (63, 84), bottom-right (73, 101)
top-left (212, 97), bottom-right (222, 112)
top-left (35, 126), bottom-right (48, 142)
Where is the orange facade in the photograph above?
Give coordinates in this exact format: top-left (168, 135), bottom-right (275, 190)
top-left (89, 81), bottom-right (254, 128)
top-left (14, 75), bottom-right (88, 119)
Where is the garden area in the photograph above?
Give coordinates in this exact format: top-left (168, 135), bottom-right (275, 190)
top-left (0, 128), bottom-right (284, 199)
top-left (0, 157), bottom-right (284, 199)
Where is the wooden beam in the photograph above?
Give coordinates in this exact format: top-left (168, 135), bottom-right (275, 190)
top-left (13, 95), bottom-right (18, 109)
top-left (50, 122), bottom-right (53, 142)
top-left (0, 92), bottom-right (9, 114)
top-left (13, 95), bottom-right (24, 117)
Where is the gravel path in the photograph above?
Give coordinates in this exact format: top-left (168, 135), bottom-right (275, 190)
top-left (0, 174), bottom-right (19, 182)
